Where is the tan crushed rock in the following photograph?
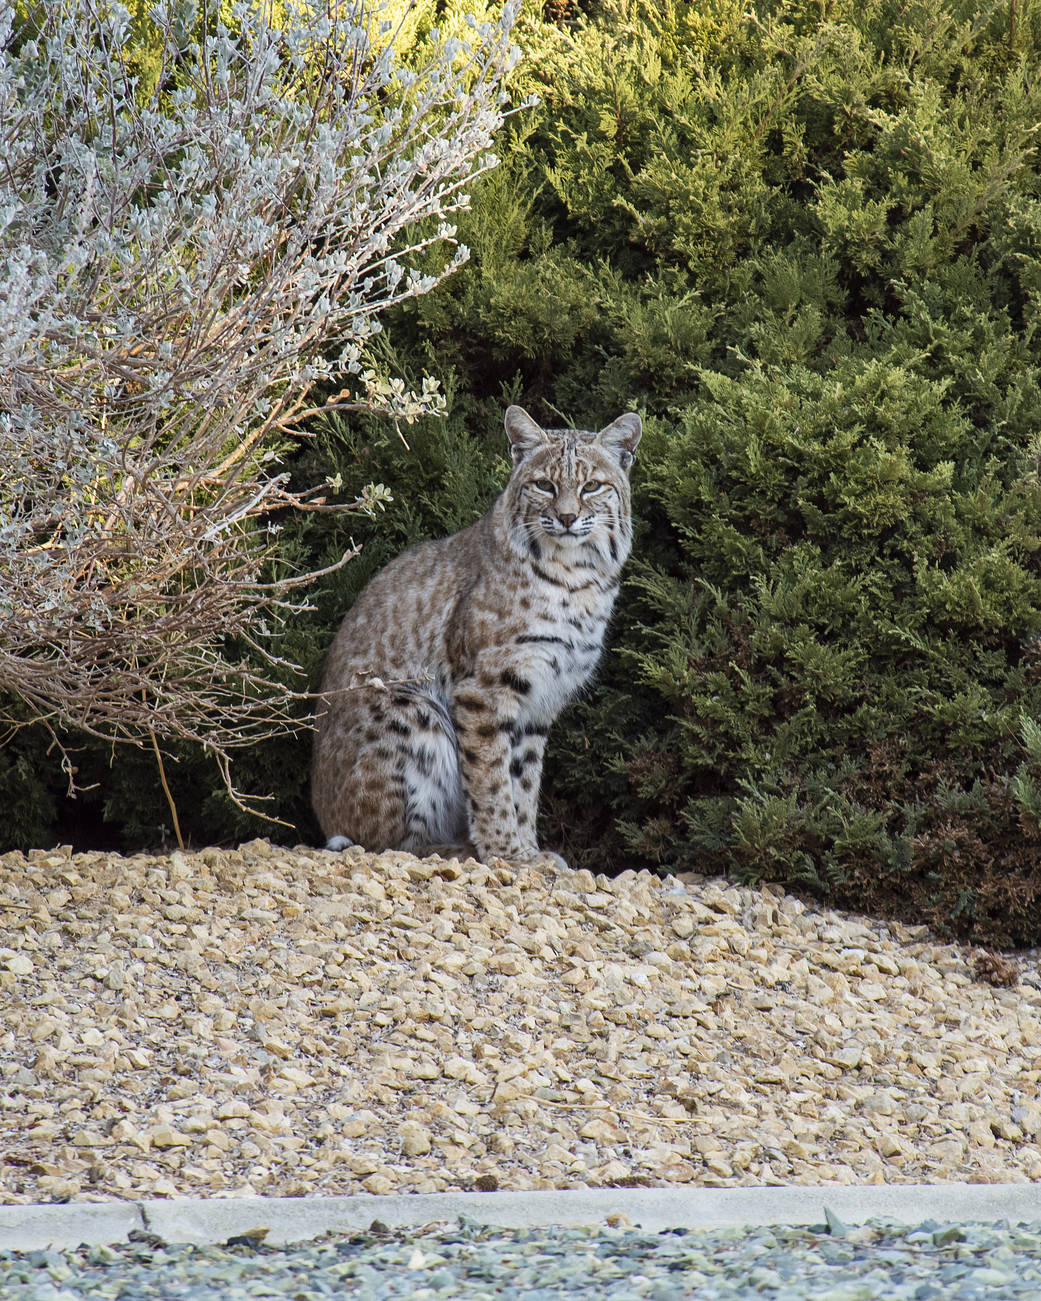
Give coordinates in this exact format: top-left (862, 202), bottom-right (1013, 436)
top-left (0, 838), bottom-right (1038, 1204)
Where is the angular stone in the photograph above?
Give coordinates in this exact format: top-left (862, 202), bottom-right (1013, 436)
top-left (217, 1100), bottom-right (251, 1120)
top-left (399, 1121), bottom-right (433, 1155)
top-left (150, 1125), bottom-right (193, 1149)
top-left (443, 1056), bottom-right (488, 1086)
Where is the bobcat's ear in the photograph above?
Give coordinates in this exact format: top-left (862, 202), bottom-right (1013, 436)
top-left (597, 412), bottom-right (642, 472)
top-left (505, 405), bottom-right (548, 465)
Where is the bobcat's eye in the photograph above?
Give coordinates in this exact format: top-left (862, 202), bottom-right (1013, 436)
top-left (581, 480), bottom-right (604, 494)
top-left (533, 479), bottom-right (556, 494)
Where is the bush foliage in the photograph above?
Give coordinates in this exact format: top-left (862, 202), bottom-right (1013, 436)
top-left (0, 0), bottom-right (519, 824)
top-left (7, 0), bottom-right (1041, 943)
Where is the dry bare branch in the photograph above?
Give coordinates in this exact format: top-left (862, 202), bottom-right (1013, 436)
top-left (0, 0), bottom-right (524, 803)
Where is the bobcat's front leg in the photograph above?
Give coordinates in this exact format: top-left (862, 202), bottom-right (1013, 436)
top-left (453, 684), bottom-right (535, 861)
top-left (509, 722), bottom-right (548, 847)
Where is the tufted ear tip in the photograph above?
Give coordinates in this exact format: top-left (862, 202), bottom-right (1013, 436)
top-left (597, 411), bottom-right (642, 470)
top-left (505, 405), bottom-right (547, 464)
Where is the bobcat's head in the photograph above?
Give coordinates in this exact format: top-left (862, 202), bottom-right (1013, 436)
top-left (502, 405), bottom-right (642, 567)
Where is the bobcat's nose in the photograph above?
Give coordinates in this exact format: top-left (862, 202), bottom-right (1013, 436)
top-left (557, 513), bottom-right (578, 530)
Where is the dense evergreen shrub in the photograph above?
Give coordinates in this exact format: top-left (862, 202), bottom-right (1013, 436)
top-left (388, 0), bottom-right (1041, 944)
top-left (9, 0), bottom-right (1041, 944)
top-left (344, 0), bottom-right (1041, 944)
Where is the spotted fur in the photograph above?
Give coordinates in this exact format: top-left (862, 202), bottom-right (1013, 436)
top-left (311, 405), bottom-right (642, 862)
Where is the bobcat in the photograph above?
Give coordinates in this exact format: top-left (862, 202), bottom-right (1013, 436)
top-left (311, 404), bottom-right (641, 863)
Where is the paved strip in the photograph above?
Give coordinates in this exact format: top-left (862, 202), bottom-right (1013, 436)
top-left (2, 1183), bottom-right (1040, 1252)
top-left (0, 1202), bottom-right (143, 1252)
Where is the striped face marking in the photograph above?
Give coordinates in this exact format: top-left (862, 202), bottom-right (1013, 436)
top-left (518, 434), bottom-right (627, 547)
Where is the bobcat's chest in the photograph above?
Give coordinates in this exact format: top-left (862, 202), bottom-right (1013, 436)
top-left (508, 570), bottom-right (616, 722)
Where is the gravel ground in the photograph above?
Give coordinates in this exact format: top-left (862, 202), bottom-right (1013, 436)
top-left (0, 839), bottom-right (1039, 1205)
top-left (3, 1217), bottom-right (1041, 1299)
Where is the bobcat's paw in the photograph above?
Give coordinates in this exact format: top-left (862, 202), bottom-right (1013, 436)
top-left (325, 835), bottom-right (354, 852)
top-left (505, 847), bottom-right (570, 872)
top-left (534, 849), bottom-right (570, 872)
top-left (475, 841), bottom-right (569, 872)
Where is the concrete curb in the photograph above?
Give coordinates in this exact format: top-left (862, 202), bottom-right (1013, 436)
top-left (1, 1184), bottom-right (1040, 1252)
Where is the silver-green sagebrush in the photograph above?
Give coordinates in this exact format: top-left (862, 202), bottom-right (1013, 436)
top-left (0, 0), bottom-right (525, 808)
